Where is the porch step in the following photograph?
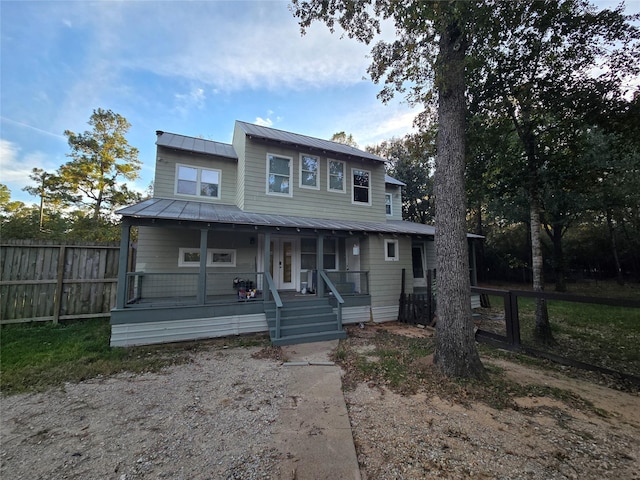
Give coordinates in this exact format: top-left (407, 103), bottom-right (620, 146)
top-left (270, 330), bottom-right (347, 346)
top-left (270, 319), bottom-right (340, 337)
top-left (265, 296), bottom-right (346, 346)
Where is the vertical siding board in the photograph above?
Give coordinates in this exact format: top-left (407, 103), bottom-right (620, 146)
top-left (90, 248), bottom-right (101, 314)
top-left (17, 246), bottom-right (31, 318)
top-left (1, 242), bottom-right (121, 323)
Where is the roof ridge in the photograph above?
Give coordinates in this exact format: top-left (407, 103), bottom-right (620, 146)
top-left (235, 120), bottom-right (386, 162)
top-left (157, 130), bottom-right (233, 147)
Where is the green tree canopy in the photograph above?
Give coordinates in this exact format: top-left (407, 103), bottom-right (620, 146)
top-left (61, 108), bottom-right (142, 220)
top-left (330, 131), bottom-right (358, 147)
top-left (369, 133), bottom-right (435, 224)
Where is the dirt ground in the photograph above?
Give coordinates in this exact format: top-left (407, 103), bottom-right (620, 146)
top-left (346, 323), bottom-right (639, 479)
top-left (1, 324), bottom-right (638, 479)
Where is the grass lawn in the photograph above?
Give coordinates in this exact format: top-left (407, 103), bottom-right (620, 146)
top-left (476, 281), bottom-right (640, 380)
top-left (0, 318), bottom-right (268, 396)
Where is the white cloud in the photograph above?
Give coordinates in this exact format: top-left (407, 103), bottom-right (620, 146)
top-left (341, 101), bottom-right (424, 148)
top-left (0, 139), bottom-right (58, 202)
top-left (174, 87), bottom-right (207, 115)
top-left (255, 117), bottom-right (273, 127)
top-left (0, 139), bottom-right (21, 176)
top-left (87, 1), bottom-right (375, 92)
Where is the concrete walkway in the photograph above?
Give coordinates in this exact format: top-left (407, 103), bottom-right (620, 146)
top-left (274, 340), bottom-right (361, 480)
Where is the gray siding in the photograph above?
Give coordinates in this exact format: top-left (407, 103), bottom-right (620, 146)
top-left (135, 226), bottom-right (259, 297)
top-left (237, 137), bottom-right (387, 222)
top-left (364, 235), bottom-right (412, 320)
top-left (232, 126), bottom-right (247, 209)
top-left (425, 240), bottom-right (436, 272)
top-left (154, 146), bottom-right (237, 204)
top-left (136, 227), bottom-right (257, 271)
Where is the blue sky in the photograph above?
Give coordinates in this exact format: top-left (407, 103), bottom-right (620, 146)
top-left (1, 0), bottom-right (636, 205)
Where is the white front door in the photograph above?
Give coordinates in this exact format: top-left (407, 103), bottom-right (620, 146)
top-left (270, 237), bottom-right (298, 290)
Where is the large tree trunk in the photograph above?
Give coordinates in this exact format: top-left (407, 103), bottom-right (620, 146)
top-left (530, 194), bottom-right (554, 344)
top-left (433, 18), bottom-right (485, 380)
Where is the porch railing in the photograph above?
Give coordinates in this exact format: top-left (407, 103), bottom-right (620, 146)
top-left (263, 271), bottom-right (282, 339)
top-left (124, 271), bottom-right (266, 306)
top-left (319, 270), bottom-right (343, 330)
top-left (321, 270), bottom-right (369, 295)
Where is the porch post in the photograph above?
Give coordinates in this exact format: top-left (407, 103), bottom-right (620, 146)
top-left (115, 220), bottom-right (131, 309)
top-left (317, 233), bottom-right (324, 297)
top-left (263, 232), bottom-right (271, 301)
top-left (470, 240), bottom-right (478, 286)
top-left (198, 228), bottom-right (208, 304)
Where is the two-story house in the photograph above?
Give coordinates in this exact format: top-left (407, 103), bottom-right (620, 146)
top-left (110, 121), bottom-right (480, 347)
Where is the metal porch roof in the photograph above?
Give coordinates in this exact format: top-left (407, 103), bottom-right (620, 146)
top-left (236, 121), bottom-right (388, 164)
top-left (117, 198), bottom-right (482, 238)
top-left (156, 131), bottom-right (237, 159)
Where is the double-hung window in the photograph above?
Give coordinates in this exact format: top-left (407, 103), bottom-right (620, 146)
top-left (327, 159), bottom-right (345, 193)
top-left (385, 193), bottom-right (393, 215)
top-left (267, 153), bottom-right (292, 196)
top-left (300, 154), bottom-right (319, 189)
top-left (176, 164), bottom-right (221, 199)
top-left (299, 238), bottom-right (338, 270)
top-left (352, 168), bottom-right (371, 205)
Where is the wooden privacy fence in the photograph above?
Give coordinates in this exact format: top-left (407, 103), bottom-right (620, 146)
top-left (0, 240), bottom-right (125, 324)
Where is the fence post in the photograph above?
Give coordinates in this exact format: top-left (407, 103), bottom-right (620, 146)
top-left (427, 270), bottom-right (433, 323)
top-left (504, 291), bottom-right (521, 347)
top-left (398, 268), bottom-right (406, 322)
top-left (52, 245), bottom-right (66, 324)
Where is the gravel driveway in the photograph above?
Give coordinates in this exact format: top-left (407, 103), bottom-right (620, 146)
top-left (1, 347), bottom-right (291, 480)
top-left (2, 330), bottom-right (638, 480)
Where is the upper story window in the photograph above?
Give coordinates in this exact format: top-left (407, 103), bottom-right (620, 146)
top-left (267, 153), bottom-right (292, 196)
top-left (300, 154), bottom-right (319, 189)
top-left (176, 164), bottom-right (220, 198)
top-left (352, 168), bottom-right (371, 205)
top-left (385, 193), bottom-right (393, 215)
top-left (327, 159), bottom-right (345, 193)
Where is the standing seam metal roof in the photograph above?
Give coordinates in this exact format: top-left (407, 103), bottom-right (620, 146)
top-left (117, 198), bottom-right (483, 238)
top-left (236, 120), bottom-right (388, 163)
top-left (156, 131), bottom-right (237, 159)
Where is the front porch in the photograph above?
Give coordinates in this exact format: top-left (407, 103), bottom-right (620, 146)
top-left (110, 267), bottom-right (371, 347)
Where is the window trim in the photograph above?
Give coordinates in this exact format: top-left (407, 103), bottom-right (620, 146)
top-left (385, 193), bottom-right (393, 216)
top-left (351, 168), bottom-right (372, 206)
top-left (266, 153), bottom-right (293, 197)
top-left (175, 164), bottom-right (221, 199)
top-left (384, 239), bottom-right (399, 262)
top-left (327, 159), bottom-right (346, 193)
top-left (209, 249), bottom-right (236, 267)
top-left (178, 248), bottom-right (237, 267)
top-left (299, 153), bottom-right (320, 190)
